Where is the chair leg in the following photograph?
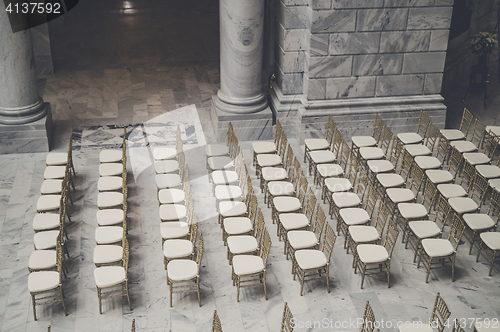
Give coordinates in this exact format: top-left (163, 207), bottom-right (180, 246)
top-left (169, 281), bottom-right (173, 307)
top-left (197, 278), bottom-right (201, 307)
top-left (125, 281), bottom-right (132, 310)
top-left (98, 288), bottom-right (102, 314)
top-left (31, 294), bottom-right (37, 321)
top-left (263, 272), bottom-right (267, 300)
top-left (489, 250), bottom-right (497, 276)
top-left (236, 276), bottom-right (240, 302)
top-left (326, 265), bottom-right (330, 293)
top-left (60, 287), bottom-right (68, 316)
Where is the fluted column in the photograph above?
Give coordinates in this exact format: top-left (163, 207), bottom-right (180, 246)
top-left (0, 3), bottom-right (47, 124)
top-left (213, 0), bottom-right (268, 114)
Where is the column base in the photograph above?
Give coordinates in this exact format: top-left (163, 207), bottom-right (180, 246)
top-left (211, 95), bottom-right (274, 141)
top-left (0, 103), bottom-right (53, 154)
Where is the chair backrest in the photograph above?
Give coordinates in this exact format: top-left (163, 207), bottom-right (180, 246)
top-left (483, 132), bottom-right (499, 158)
top-left (379, 126), bottom-right (393, 155)
top-left (280, 302), bottom-right (294, 332)
top-left (296, 173), bottom-right (308, 205)
top-left (248, 194), bottom-right (259, 224)
top-left (290, 158), bottom-right (301, 189)
top-left (459, 108), bottom-right (474, 136)
top-left (372, 114), bottom-right (385, 143)
top-left (435, 134), bottom-right (450, 164)
top-left (460, 160), bottom-right (476, 192)
top-left (447, 147), bottom-right (463, 180)
top-left (261, 228), bottom-right (272, 265)
top-left (321, 223), bottom-right (336, 261)
top-left (452, 319), bottom-right (465, 332)
top-left (123, 242), bottom-right (130, 274)
top-left (283, 144), bottom-right (294, 174)
top-left (274, 119), bottom-right (283, 146)
top-left (364, 181), bottom-right (378, 218)
top-left (355, 170), bottom-right (369, 198)
top-left (190, 221), bottom-right (198, 243)
top-left (325, 117), bottom-right (336, 145)
top-left (230, 135), bottom-right (240, 159)
top-left (383, 219), bottom-right (399, 258)
top-left (245, 175), bottom-right (253, 198)
top-left (227, 122), bottom-right (234, 144)
top-left (425, 123), bottom-right (440, 153)
top-left (434, 195), bottom-right (451, 232)
top-left (196, 233), bottom-right (204, 267)
top-left (409, 163), bottom-right (425, 194)
top-left (388, 137), bottom-right (404, 168)
top-left (304, 188), bottom-right (317, 221)
top-left (417, 111), bottom-right (432, 138)
top-left (399, 150), bottom-right (413, 182)
top-left (331, 129), bottom-right (344, 158)
top-left (448, 214), bottom-right (465, 251)
top-left (212, 310), bottom-right (223, 332)
top-left (470, 173), bottom-right (488, 206)
top-left (279, 132), bottom-right (288, 159)
top-left (312, 204), bottom-right (327, 237)
top-left (487, 189), bottom-right (500, 227)
top-left (254, 209), bottom-right (265, 241)
top-left (346, 152), bottom-right (359, 183)
top-left (238, 164), bottom-right (248, 189)
top-left (421, 178), bottom-right (437, 213)
top-left (374, 201), bottom-right (390, 235)
top-left (470, 119), bottom-right (486, 147)
top-left (337, 140), bottom-right (350, 172)
top-left (360, 301), bottom-right (376, 332)
top-left (430, 292), bottom-right (451, 332)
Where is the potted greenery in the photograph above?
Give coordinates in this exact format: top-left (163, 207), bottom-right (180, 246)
top-left (471, 32), bottom-right (498, 66)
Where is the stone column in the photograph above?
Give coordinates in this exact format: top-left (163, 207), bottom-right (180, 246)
top-left (0, 3), bottom-right (52, 152)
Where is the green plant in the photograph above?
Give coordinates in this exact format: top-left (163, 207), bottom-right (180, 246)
top-left (471, 32), bottom-right (498, 56)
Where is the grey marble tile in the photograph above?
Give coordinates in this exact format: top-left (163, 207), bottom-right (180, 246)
top-left (308, 55), bottom-right (352, 78)
top-left (329, 32), bottom-right (380, 55)
top-left (326, 77), bottom-right (376, 99)
top-left (407, 7), bottom-right (453, 30)
top-left (353, 54), bottom-right (403, 76)
top-left (356, 9), bottom-right (409, 31)
top-left (311, 9), bottom-right (356, 33)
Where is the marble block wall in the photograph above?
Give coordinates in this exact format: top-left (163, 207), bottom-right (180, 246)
top-left (32, 22), bottom-right (54, 75)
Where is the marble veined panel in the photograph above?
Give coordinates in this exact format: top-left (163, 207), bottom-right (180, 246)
top-left (356, 9), bottom-right (409, 31)
top-left (329, 32), bottom-right (380, 55)
top-left (380, 31), bottom-right (431, 53)
top-left (326, 76), bottom-right (376, 98)
top-left (430, 30), bottom-right (450, 51)
top-left (353, 54), bottom-right (403, 76)
top-left (407, 7), bottom-right (453, 30)
top-left (402, 52), bottom-right (447, 74)
top-left (310, 0), bottom-right (331, 10)
top-left (376, 75), bottom-right (424, 96)
top-left (423, 73), bottom-right (444, 94)
top-left (309, 32), bottom-right (329, 56)
top-left (308, 55), bottom-right (352, 78)
top-left (305, 77), bottom-right (327, 100)
top-left (331, 0), bottom-right (384, 8)
top-left (311, 9), bottom-right (356, 33)
top-left (384, 0), bottom-right (435, 6)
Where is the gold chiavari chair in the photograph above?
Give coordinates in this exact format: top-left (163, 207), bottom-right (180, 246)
top-left (385, 162), bottom-right (426, 216)
top-left (29, 252), bottom-right (67, 320)
top-left (441, 108), bottom-right (474, 141)
top-left (159, 192), bottom-right (192, 223)
top-left (163, 220), bottom-right (197, 268)
top-left (99, 132), bottom-right (127, 178)
top-left (214, 164), bottom-right (248, 212)
top-left (397, 110), bottom-right (431, 146)
top-left (155, 151), bottom-right (186, 192)
top-left (212, 310), bottom-right (223, 332)
top-left (398, 292), bottom-right (451, 332)
top-left (97, 166), bottom-right (127, 193)
top-left (158, 174), bottom-right (187, 205)
top-left (29, 236), bottom-right (67, 277)
top-left (438, 150), bottom-right (469, 201)
top-left (354, 219), bottom-right (399, 289)
top-left (316, 136), bottom-right (348, 191)
top-left (476, 222), bottom-right (500, 275)
top-left (376, 149), bottom-right (413, 198)
top-left (232, 228), bottom-right (271, 301)
top-left (167, 233), bottom-right (203, 307)
top-left (100, 127), bottom-right (127, 163)
top-left (271, 173), bottom-right (308, 225)
top-left (360, 301), bottom-right (378, 332)
top-left (206, 123), bottom-right (231, 164)
top-left (34, 205), bottom-right (69, 260)
top-left (222, 193), bottom-right (258, 245)
top-left (219, 179), bottom-right (254, 226)
top-left (329, 168), bottom-right (368, 220)
top-left (418, 214), bottom-right (465, 282)
top-left (278, 188), bottom-right (316, 243)
top-left (98, 182), bottom-right (127, 210)
top-left (94, 236), bottom-right (128, 268)
top-left (256, 131), bottom-right (287, 179)
top-left (131, 319), bottom-right (136, 332)
top-left (261, 144), bottom-right (294, 195)
top-left (253, 119), bottom-right (281, 166)
top-left (405, 122), bottom-right (440, 158)
top-left (413, 130), bottom-right (450, 173)
top-left (211, 150), bottom-right (243, 193)
top-left (452, 319), bottom-right (465, 332)
top-left (406, 194), bottom-right (451, 263)
top-left (367, 136), bottom-right (404, 181)
top-left (33, 194), bottom-right (70, 233)
top-left (46, 129), bottom-right (75, 175)
top-left (463, 132), bottom-right (499, 167)
top-left (307, 129), bottom-right (340, 179)
top-left (227, 209), bottom-right (266, 265)
top-left (359, 125), bottom-right (393, 170)
top-left (449, 172), bottom-right (488, 219)
top-left (266, 157), bottom-right (301, 207)
top-left (463, 184), bottom-right (500, 255)
top-left (323, 151), bottom-right (358, 207)
top-left (294, 222), bottom-right (336, 295)
top-left (155, 149), bottom-right (185, 176)
top-left (40, 161), bottom-right (73, 203)
top-left (37, 172), bottom-right (72, 214)
top-left (97, 192), bottom-right (127, 227)
top-left (426, 136), bottom-right (457, 188)
top-left (451, 118), bottom-right (486, 153)
top-left (95, 219), bottom-right (127, 246)
top-left (280, 302), bottom-right (293, 332)
top-left (304, 116), bottom-right (335, 165)
top-left (207, 125), bottom-right (236, 174)
top-left (352, 114), bottom-right (385, 157)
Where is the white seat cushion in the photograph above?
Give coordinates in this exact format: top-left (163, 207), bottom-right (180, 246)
top-left (46, 152), bottom-right (67, 166)
top-left (398, 203), bottom-right (428, 219)
top-left (163, 239), bottom-right (193, 259)
top-left (377, 173), bottom-right (404, 188)
top-left (357, 244), bottom-right (389, 263)
top-left (480, 232), bottom-right (500, 250)
top-left (219, 201), bottom-right (247, 217)
top-left (352, 136), bottom-right (377, 148)
top-left (252, 141), bottom-right (276, 154)
top-left (96, 209), bottom-right (124, 226)
top-left (449, 197), bottom-right (478, 214)
top-left (440, 129), bottom-right (465, 141)
top-left (359, 147), bottom-right (384, 160)
top-left (262, 167), bottom-right (287, 181)
top-left (44, 166), bottom-right (66, 180)
top-left (421, 238), bottom-right (454, 257)
top-left (232, 255), bottom-right (264, 275)
top-left (437, 184), bottom-right (467, 199)
top-left (409, 221), bottom-right (441, 239)
top-left (93, 245), bottom-right (123, 265)
top-left (317, 164), bottom-right (344, 177)
top-left (486, 126), bottom-right (500, 136)
top-left (349, 226), bottom-right (380, 243)
top-left (98, 176), bottom-right (123, 192)
top-left (94, 266), bottom-right (126, 288)
top-left (158, 189), bottom-right (185, 204)
top-left (97, 192), bottom-right (124, 208)
top-left (215, 185), bottom-right (243, 200)
top-left (33, 230), bottom-right (59, 250)
top-left (450, 140), bottom-right (477, 153)
top-left (167, 260), bottom-right (198, 281)
top-left (28, 271), bottom-right (60, 292)
top-left (207, 156), bottom-right (234, 170)
top-left (295, 250), bottom-right (327, 270)
top-left (154, 160), bottom-right (179, 174)
top-left (159, 204), bottom-right (187, 221)
top-left (367, 160), bottom-right (394, 174)
top-left (273, 196), bottom-right (301, 213)
top-left (279, 213), bottom-right (309, 231)
top-left (268, 181), bottom-right (294, 196)
top-left (160, 222), bottom-right (189, 239)
top-left (309, 150), bottom-right (336, 164)
top-left (100, 150), bottom-right (122, 163)
top-left (386, 188), bottom-right (416, 204)
top-left (33, 213), bottom-right (59, 231)
top-left (405, 144), bottom-right (431, 157)
top-left (339, 208), bottom-right (370, 225)
top-left (476, 165), bottom-right (500, 179)
top-left (155, 174), bottom-right (182, 189)
top-left (426, 170), bottom-right (453, 184)
top-left (463, 152), bottom-right (490, 166)
top-left (489, 178), bottom-right (500, 191)
top-left (40, 179), bottom-right (63, 195)
top-left (332, 192), bottom-right (361, 209)
top-left (154, 147), bottom-right (177, 161)
top-left (224, 217), bottom-right (252, 235)
top-left (99, 163), bottom-right (123, 177)
top-left (29, 250), bottom-right (57, 270)
top-left (227, 235), bottom-right (258, 254)
top-left (257, 154), bottom-right (282, 167)
top-left (37, 195), bottom-right (61, 212)
top-left (414, 156), bottom-right (441, 170)
top-left (205, 144), bottom-right (229, 157)
top-left (305, 138), bottom-right (329, 151)
top-left (324, 178), bottom-right (352, 193)
top-left (463, 214), bottom-right (495, 231)
top-left (398, 133), bottom-right (423, 145)
top-left (287, 231), bottom-right (318, 250)
top-left (211, 170), bottom-right (238, 185)
top-left (95, 226), bottom-right (123, 244)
